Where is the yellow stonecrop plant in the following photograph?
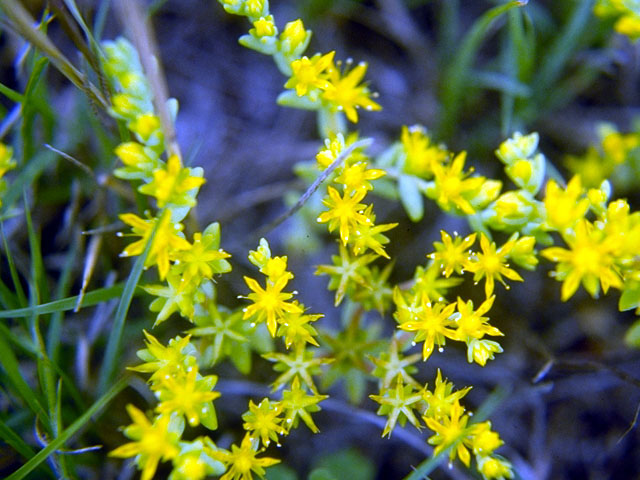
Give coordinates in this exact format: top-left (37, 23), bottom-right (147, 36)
top-left (100, 2), bottom-right (640, 479)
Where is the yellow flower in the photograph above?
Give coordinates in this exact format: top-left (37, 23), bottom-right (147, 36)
top-left (334, 162), bottom-right (386, 193)
top-left (110, 406), bottom-right (181, 480)
top-left (430, 152), bottom-right (485, 215)
top-left (466, 338), bottom-right (503, 366)
top-left (280, 376), bottom-right (328, 433)
top-left (469, 421), bottom-right (503, 456)
top-left (172, 230), bottom-right (231, 286)
top-left (422, 369), bottom-right (471, 421)
top-left (425, 400), bottom-right (471, 467)
top-left (542, 219), bottom-right (623, 300)
top-left (220, 433), bottom-right (280, 480)
top-left (543, 175), bottom-right (589, 233)
top-left (155, 368), bottom-right (221, 428)
top-left (242, 399), bottom-right (286, 447)
top-left (615, 13), bottom-right (640, 39)
top-left (400, 125), bottom-right (448, 178)
top-left (244, 0), bottom-right (266, 18)
top-left (315, 132), bottom-right (367, 169)
top-left (349, 209), bottom-right (397, 258)
top-left (428, 230), bottom-right (476, 278)
top-left (0, 142), bottom-right (16, 178)
top-left (452, 296), bottom-right (502, 342)
top-left (285, 51), bottom-right (334, 97)
top-left (466, 233), bottom-right (523, 298)
top-left (396, 300), bottom-right (457, 361)
top-left (370, 376), bottom-right (423, 438)
top-left (601, 130), bottom-right (639, 164)
top-left (138, 154), bottom-right (205, 208)
top-left (279, 19), bottom-right (310, 57)
top-left (119, 210), bottom-right (190, 279)
top-left (276, 310), bottom-right (322, 349)
top-left (321, 60), bottom-right (381, 123)
top-left (170, 437), bottom-right (225, 480)
top-left (129, 113), bottom-right (163, 144)
top-left (243, 275), bottom-right (302, 337)
top-left (251, 15), bottom-right (276, 37)
top-left (261, 255), bottom-right (293, 283)
top-left (316, 186), bottom-right (370, 245)
top-left (476, 455), bottom-right (514, 480)
top-left (128, 331), bottom-right (196, 383)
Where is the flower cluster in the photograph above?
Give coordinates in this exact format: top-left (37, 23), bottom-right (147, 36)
top-left (392, 228), bottom-right (527, 367)
top-left (541, 178), bottom-right (640, 305)
top-left (315, 133), bottom-right (397, 308)
top-left (565, 123), bottom-right (640, 191)
top-left (378, 125), bottom-right (501, 222)
top-left (217, 0), bottom-right (380, 136)
top-left (595, 0), bottom-right (640, 40)
top-left (370, 370), bottom-right (513, 480)
top-left (104, 37), bottom-right (288, 480)
top-left (240, 240), bottom-right (329, 456)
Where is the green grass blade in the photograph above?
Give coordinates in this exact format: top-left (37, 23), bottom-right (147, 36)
top-left (438, 1), bottom-right (527, 140)
top-left (0, 416), bottom-right (35, 459)
top-left (47, 229), bottom-right (81, 365)
top-left (0, 273), bottom-right (20, 310)
top-left (20, 57), bottom-right (50, 163)
top-left (5, 375), bottom-right (129, 480)
top-left (97, 211), bottom-right (160, 395)
top-left (0, 332), bottom-right (48, 422)
top-left (93, 0), bottom-right (112, 41)
top-left (0, 321), bottom-right (85, 412)
top-left (532, 0), bottom-right (594, 104)
top-left (437, 0), bottom-right (460, 64)
top-left (0, 416), bottom-right (56, 478)
top-left (54, 379), bottom-right (71, 478)
top-left (0, 81), bottom-right (24, 103)
top-left (1, 223), bottom-right (28, 308)
top-left (24, 192), bottom-right (49, 304)
top-left (24, 192), bottom-right (56, 437)
top-left (0, 283), bottom-right (125, 319)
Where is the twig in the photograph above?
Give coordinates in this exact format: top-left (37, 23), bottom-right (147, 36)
top-left (44, 144), bottom-right (95, 179)
top-left (617, 400), bottom-right (640, 444)
top-left (253, 138), bottom-right (373, 239)
top-left (116, 0), bottom-right (180, 159)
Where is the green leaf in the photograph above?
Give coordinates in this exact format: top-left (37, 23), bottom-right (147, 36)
top-left (619, 282), bottom-right (640, 312)
top-left (0, 284), bottom-right (125, 319)
top-left (230, 339), bottom-right (252, 375)
top-left (308, 469), bottom-right (337, 480)
top-left (311, 449), bottom-right (375, 480)
top-left (97, 210), bottom-right (160, 395)
top-left (5, 376), bottom-right (129, 480)
top-left (624, 319), bottom-right (640, 349)
top-left (470, 70), bottom-right (531, 97)
top-left (398, 174), bottom-right (424, 222)
top-left (266, 464), bottom-right (298, 480)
